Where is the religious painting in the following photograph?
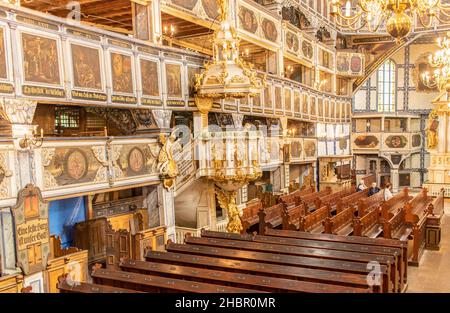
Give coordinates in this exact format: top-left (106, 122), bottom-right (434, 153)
top-left (262, 19), bottom-right (278, 42)
top-left (303, 140), bottom-right (316, 158)
top-left (412, 134), bottom-right (422, 147)
top-left (286, 31), bottom-right (299, 52)
top-left (43, 146), bottom-right (104, 188)
top-left (172, 0), bottom-right (198, 10)
top-left (399, 173), bottom-right (410, 187)
top-left (294, 91), bottom-right (301, 113)
top-left (128, 147), bottom-right (145, 174)
top-left (238, 6), bottom-right (258, 34)
top-left (188, 66), bottom-right (201, 98)
top-left (111, 52), bottom-right (134, 94)
top-left (310, 97), bottom-right (316, 116)
top-left (302, 40), bottom-right (313, 60)
top-left (134, 3), bottom-right (151, 41)
top-left (22, 33), bottom-right (61, 85)
top-left (350, 55), bottom-right (363, 74)
top-left (290, 140), bottom-right (302, 159)
top-left (202, 0), bottom-right (219, 20)
top-left (11, 184), bottom-right (50, 275)
top-left (165, 63), bottom-right (182, 98)
top-left (275, 86), bottom-right (282, 110)
top-left (302, 94), bottom-right (308, 114)
top-left (318, 99), bottom-right (324, 117)
top-left (140, 58), bottom-right (160, 97)
top-left (336, 54), bottom-right (349, 73)
top-left (0, 28), bottom-right (7, 79)
top-left (319, 49), bottom-right (332, 69)
top-left (284, 89), bottom-right (292, 111)
top-left (385, 135), bottom-right (407, 149)
top-left (264, 86), bottom-right (272, 108)
top-left (354, 135), bottom-right (379, 148)
top-left (66, 149), bottom-right (89, 180)
top-left (71, 43), bottom-right (102, 90)
top-left (118, 144), bottom-right (157, 177)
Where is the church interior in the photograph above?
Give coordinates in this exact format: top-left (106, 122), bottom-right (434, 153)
top-left (0, 0), bottom-right (450, 294)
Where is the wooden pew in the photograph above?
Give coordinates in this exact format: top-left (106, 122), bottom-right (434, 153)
top-left (380, 188), bottom-right (412, 220)
top-left (200, 230), bottom-right (403, 293)
top-left (404, 189), bottom-right (434, 266)
top-left (91, 267), bottom-right (260, 293)
top-left (262, 228), bottom-right (408, 291)
top-left (180, 236), bottom-right (394, 292)
top-left (383, 209), bottom-right (411, 242)
top-left (57, 275), bottom-right (138, 293)
top-left (279, 187), bottom-right (315, 207)
top-left (353, 207), bottom-right (383, 238)
top-left (146, 250), bottom-right (375, 292)
top-left (258, 203), bottom-right (285, 234)
top-left (323, 206), bottom-right (356, 236)
top-left (240, 199), bottom-right (263, 234)
top-left (315, 186), bottom-right (355, 211)
top-left (282, 203), bottom-right (307, 231)
top-left (357, 191), bottom-right (385, 217)
top-left (336, 188), bottom-right (369, 214)
top-left (120, 259), bottom-right (368, 293)
top-left (299, 205), bottom-right (330, 233)
top-left (300, 187), bottom-right (333, 212)
top-left (426, 189), bottom-right (445, 250)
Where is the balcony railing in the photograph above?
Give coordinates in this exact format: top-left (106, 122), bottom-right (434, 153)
top-left (34, 136), bottom-right (161, 199)
top-left (174, 225), bottom-right (209, 244)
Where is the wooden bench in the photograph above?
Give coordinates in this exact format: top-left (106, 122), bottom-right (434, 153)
top-left (258, 203), bottom-right (285, 234)
top-left (299, 205), bottom-right (330, 233)
top-left (353, 207), bottom-right (383, 238)
top-left (120, 259), bottom-right (368, 293)
top-left (279, 187), bottom-right (315, 207)
top-left (315, 186), bottom-right (355, 211)
top-left (240, 199), bottom-right (263, 234)
top-left (300, 187), bottom-right (333, 212)
top-left (323, 206), bottom-right (356, 236)
top-left (383, 209), bottom-right (411, 243)
top-left (262, 228), bottom-right (407, 292)
top-left (426, 189), bottom-right (445, 250)
top-left (180, 236), bottom-right (394, 292)
top-left (357, 191), bottom-right (385, 217)
top-left (282, 203), bottom-right (307, 231)
top-left (91, 267), bottom-right (260, 293)
top-left (145, 250), bottom-right (373, 292)
top-left (404, 189), bottom-right (434, 266)
top-left (380, 188), bottom-right (412, 220)
top-left (336, 188), bottom-right (369, 213)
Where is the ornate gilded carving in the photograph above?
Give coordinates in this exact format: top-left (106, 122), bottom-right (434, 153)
top-left (426, 109), bottom-right (439, 150)
top-left (157, 132), bottom-right (181, 190)
top-left (215, 188), bottom-right (242, 233)
top-left (0, 151), bottom-right (12, 198)
top-left (0, 98), bottom-right (37, 124)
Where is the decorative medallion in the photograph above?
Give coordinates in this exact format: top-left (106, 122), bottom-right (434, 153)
top-left (354, 135), bottom-right (379, 148)
top-left (202, 0), bottom-right (219, 20)
top-left (172, 0), bottom-right (198, 10)
top-left (385, 135), bottom-right (407, 149)
top-left (302, 40), bottom-right (313, 60)
top-left (350, 55), bottom-right (363, 74)
top-left (128, 147), bottom-right (145, 173)
top-left (65, 149), bottom-right (88, 180)
top-left (261, 18), bottom-right (278, 42)
top-left (286, 31), bottom-right (299, 52)
top-left (238, 6), bottom-right (258, 34)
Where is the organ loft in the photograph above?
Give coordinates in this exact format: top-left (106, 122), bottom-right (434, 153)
top-left (0, 0), bottom-right (449, 296)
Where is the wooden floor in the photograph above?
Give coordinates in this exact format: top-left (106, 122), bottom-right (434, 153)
top-left (407, 200), bottom-right (450, 292)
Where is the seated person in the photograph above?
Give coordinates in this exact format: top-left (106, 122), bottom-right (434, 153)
top-left (384, 183), bottom-right (393, 201)
top-left (356, 179), bottom-right (367, 192)
top-left (368, 182), bottom-right (380, 196)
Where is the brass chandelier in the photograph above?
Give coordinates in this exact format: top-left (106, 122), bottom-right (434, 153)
top-left (330, 0), bottom-right (450, 40)
top-left (194, 0), bottom-right (263, 113)
top-left (422, 33), bottom-right (450, 91)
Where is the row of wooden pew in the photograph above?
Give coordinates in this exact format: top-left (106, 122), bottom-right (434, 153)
top-left (241, 185), bottom-right (445, 266)
top-left (58, 227), bottom-right (409, 293)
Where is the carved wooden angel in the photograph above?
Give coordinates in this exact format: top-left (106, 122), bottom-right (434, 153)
top-left (426, 110), bottom-right (439, 150)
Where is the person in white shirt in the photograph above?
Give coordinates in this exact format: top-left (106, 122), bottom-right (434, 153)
top-left (356, 179), bottom-right (367, 192)
top-left (384, 183), bottom-right (393, 201)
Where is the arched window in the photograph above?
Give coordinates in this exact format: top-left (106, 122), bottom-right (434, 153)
top-left (377, 60), bottom-right (396, 112)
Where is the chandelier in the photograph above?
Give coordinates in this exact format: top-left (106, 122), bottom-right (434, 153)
top-left (194, 0), bottom-right (264, 113)
top-left (330, 0), bottom-right (450, 40)
top-left (422, 34), bottom-right (450, 91)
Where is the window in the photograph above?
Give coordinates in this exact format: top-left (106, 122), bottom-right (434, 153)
top-left (55, 106), bottom-right (80, 129)
top-left (377, 60), bottom-right (396, 112)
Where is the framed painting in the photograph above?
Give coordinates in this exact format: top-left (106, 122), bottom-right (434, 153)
top-left (140, 58), bottom-right (160, 97)
top-left (238, 5), bottom-right (258, 34)
top-left (0, 26), bottom-right (8, 80)
top-left (110, 51), bottom-right (134, 94)
top-left (70, 43), bottom-right (103, 91)
top-left (165, 62), bottom-right (183, 98)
